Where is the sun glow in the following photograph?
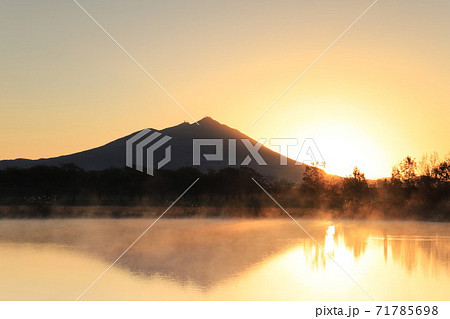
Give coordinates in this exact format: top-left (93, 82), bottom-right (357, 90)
top-left (282, 119), bottom-right (389, 179)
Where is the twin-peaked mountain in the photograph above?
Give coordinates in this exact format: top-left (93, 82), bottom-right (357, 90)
top-left (0, 117), bottom-right (307, 182)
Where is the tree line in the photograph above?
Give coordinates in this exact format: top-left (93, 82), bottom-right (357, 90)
top-left (0, 154), bottom-right (448, 220)
top-left (291, 153), bottom-right (450, 220)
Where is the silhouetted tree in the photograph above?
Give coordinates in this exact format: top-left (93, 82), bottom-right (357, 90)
top-left (342, 167), bottom-right (370, 215)
top-left (392, 156), bottom-right (417, 187)
top-left (299, 166), bottom-right (328, 208)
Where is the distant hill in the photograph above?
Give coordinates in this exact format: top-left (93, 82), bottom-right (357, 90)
top-left (0, 117), bottom-right (307, 182)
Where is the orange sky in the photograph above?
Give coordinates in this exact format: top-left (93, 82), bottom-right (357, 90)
top-left (1, 0), bottom-right (449, 178)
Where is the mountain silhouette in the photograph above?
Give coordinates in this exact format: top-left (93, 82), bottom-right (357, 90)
top-left (0, 117), bottom-right (307, 182)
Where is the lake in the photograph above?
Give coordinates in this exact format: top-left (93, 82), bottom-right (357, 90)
top-left (0, 218), bottom-right (448, 300)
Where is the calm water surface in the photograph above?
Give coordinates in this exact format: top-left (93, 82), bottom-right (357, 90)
top-left (0, 218), bottom-right (448, 300)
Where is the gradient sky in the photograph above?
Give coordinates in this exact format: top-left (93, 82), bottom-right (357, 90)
top-left (1, 0), bottom-right (449, 178)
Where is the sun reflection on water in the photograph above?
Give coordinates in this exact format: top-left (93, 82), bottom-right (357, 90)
top-left (0, 219), bottom-right (448, 300)
top-left (324, 225), bottom-right (335, 256)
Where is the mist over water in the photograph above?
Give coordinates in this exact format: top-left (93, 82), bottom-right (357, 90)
top-left (0, 218), bottom-right (448, 300)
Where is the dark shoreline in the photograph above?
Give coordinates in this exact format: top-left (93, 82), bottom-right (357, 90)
top-left (1, 163), bottom-right (449, 222)
top-left (1, 205), bottom-right (448, 222)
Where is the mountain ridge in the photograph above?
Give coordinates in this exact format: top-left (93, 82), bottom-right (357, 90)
top-left (0, 117), bottom-right (307, 182)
